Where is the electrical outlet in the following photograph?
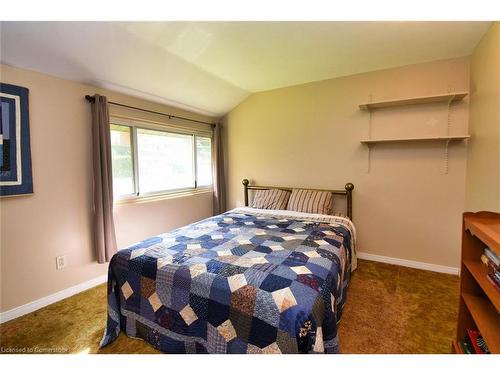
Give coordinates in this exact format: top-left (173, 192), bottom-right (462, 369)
top-left (56, 255), bottom-right (67, 270)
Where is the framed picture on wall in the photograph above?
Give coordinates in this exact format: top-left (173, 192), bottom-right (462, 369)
top-left (0, 82), bottom-right (33, 197)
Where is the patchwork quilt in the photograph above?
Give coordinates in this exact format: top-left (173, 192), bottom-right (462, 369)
top-left (101, 208), bottom-right (356, 353)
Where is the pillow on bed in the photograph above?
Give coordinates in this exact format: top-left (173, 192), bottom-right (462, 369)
top-left (286, 189), bottom-right (333, 215)
top-left (251, 189), bottom-right (291, 210)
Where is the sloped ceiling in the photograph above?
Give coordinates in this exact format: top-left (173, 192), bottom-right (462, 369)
top-left (0, 21), bottom-right (492, 117)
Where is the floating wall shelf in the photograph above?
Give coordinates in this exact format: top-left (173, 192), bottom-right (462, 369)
top-left (360, 135), bottom-right (470, 145)
top-left (359, 91), bottom-right (469, 174)
top-left (359, 92), bottom-right (468, 110)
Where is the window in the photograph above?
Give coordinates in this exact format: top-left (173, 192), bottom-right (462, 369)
top-left (110, 125), bottom-right (134, 196)
top-left (196, 136), bottom-right (212, 187)
top-left (110, 119), bottom-right (213, 200)
top-left (137, 129), bottom-right (194, 193)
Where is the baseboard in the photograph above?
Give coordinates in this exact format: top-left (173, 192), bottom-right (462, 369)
top-left (357, 252), bottom-right (460, 275)
top-left (0, 274), bottom-right (107, 324)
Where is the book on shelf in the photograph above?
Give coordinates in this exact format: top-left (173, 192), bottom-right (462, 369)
top-left (487, 266), bottom-right (500, 281)
top-left (481, 249), bottom-right (500, 291)
top-left (491, 269), bottom-right (500, 281)
top-left (486, 262), bottom-right (500, 275)
top-left (460, 340), bottom-right (473, 354)
top-left (486, 274), bottom-right (500, 293)
top-left (459, 329), bottom-right (491, 354)
top-left (484, 248), bottom-right (499, 267)
top-left (475, 335), bottom-right (491, 355)
top-left (482, 249), bottom-right (499, 270)
top-left (466, 329), bottom-right (490, 354)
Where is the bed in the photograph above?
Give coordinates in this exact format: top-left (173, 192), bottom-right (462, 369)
top-left (101, 179), bottom-right (356, 353)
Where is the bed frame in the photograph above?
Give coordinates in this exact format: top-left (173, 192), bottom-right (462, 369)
top-left (242, 179), bottom-right (354, 220)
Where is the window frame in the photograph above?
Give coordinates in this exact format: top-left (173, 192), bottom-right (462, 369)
top-left (110, 116), bottom-right (213, 203)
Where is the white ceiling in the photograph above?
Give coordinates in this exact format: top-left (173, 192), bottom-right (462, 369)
top-left (0, 21), bottom-right (492, 117)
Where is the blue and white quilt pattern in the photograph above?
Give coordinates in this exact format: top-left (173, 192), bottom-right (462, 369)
top-left (101, 209), bottom-right (355, 353)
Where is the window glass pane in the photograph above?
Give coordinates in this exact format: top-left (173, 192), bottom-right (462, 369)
top-left (196, 137), bottom-right (212, 186)
top-left (110, 124), bottom-right (134, 197)
top-left (137, 128), bottom-right (194, 193)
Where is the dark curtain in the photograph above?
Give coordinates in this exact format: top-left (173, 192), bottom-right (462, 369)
top-left (90, 94), bottom-right (117, 263)
top-left (212, 123), bottom-right (226, 214)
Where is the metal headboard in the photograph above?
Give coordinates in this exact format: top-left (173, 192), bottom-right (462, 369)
top-left (242, 179), bottom-right (354, 220)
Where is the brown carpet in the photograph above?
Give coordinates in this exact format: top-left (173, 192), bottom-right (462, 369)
top-left (0, 259), bottom-right (459, 354)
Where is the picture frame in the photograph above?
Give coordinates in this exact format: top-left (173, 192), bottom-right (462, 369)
top-left (0, 82), bottom-right (33, 197)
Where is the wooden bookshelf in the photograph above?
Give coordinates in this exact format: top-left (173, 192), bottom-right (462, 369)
top-left (454, 211), bottom-right (500, 354)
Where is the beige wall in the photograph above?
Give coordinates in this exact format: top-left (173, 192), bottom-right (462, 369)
top-left (224, 57), bottom-right (470, 269)
top-left (465, 22), bottom-right (500, 212)
top-left (0, 64), bottom-right (215, 312)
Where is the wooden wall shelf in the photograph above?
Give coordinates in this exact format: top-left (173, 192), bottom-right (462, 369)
top-left (359, 92), bottom-right (468, 110)
top-left (360, 135), bottom-right (470, 145)
top-left (358, 91), bottom-right (469, 174)
top-left (454, 211), bottom-right (500, 354)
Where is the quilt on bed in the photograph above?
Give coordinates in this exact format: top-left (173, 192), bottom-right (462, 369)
top-left (100, 208), bottom-right (355, 354)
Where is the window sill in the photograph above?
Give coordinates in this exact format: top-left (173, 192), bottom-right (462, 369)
top-left (114, 188), bottom-right (213, 206)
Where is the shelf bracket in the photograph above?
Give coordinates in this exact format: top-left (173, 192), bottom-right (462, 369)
top-left (367, 144), bottom-right (371, 173)
top-left (447, 95), bottom-right (454, 136)
top-left (444, 95), bottom-right (455, 174)
top-left (366, 94), bottom-right (372, 174)
top-left (368, 108), bottom-right (373, 139)
top-left (444, 139), bottom-right (451, 174)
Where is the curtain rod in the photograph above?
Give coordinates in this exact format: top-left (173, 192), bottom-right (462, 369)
top-left (85, 95), bottom-right (216, 127)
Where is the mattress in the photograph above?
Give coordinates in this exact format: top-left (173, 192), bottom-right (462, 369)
top-left (101, 207), bottom-right (356, 353)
